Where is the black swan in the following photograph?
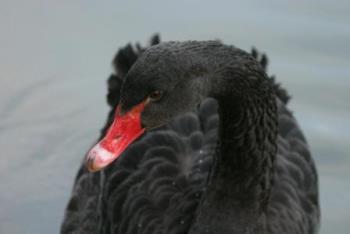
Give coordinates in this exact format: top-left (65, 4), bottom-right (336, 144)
top-left (61, 35), bottom-right (320, 234)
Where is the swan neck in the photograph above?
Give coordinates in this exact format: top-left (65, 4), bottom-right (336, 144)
top-left (190, 65), bottom-right (277, 234)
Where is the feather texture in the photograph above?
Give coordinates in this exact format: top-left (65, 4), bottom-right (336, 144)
top-left (61, 36), bottom-right (319, 234)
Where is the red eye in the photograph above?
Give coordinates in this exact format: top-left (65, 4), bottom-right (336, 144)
top-left (149, 90), bottom-right (163, 102)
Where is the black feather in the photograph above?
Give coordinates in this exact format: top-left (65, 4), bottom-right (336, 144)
top-left (61, 36), bottom-right (319, 234)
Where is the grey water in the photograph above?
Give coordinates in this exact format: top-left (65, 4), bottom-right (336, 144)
top-left (0, 1), bottom-right (349, 233)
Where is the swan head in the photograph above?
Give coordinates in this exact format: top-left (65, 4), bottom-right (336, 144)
top-left (86, 42), bottom-right (210, 172)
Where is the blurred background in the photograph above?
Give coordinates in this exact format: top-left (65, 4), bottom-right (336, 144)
top-left (1, 0), bottom-right (349, 233)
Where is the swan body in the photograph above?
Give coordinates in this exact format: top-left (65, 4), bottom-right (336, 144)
top-left (61, 36), bottom-right (320, 234)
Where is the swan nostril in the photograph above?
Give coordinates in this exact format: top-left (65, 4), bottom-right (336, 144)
top-left (112, 136), bottom-right (121, 145)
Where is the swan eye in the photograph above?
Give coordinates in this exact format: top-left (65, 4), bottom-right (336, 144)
top-left (149, 90), bottom-right (163, 102)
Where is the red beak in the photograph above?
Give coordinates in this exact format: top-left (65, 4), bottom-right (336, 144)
top-left (86, 101), bottom-right (146, 172)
